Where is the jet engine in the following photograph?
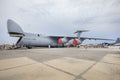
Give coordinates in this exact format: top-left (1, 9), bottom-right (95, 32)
top-left (67, 39), bottom-right (81, 46)
top-left (58, 37), bottom-right (68, 44)
top-left (72, 39), bottom-right (81, 46)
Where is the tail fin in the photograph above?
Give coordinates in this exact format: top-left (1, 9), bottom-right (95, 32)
top-left (74, 30), bottom-right (89, 39)
top-left (116, 38), bottom-right (120, 43)
top-left (7, 19), bottom-right (24, 37)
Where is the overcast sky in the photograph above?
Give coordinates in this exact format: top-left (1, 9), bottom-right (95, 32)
top-left (0, 0), bottom-right (120, 44)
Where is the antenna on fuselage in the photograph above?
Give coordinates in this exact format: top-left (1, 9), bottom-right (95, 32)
top-left (74, 30), bottom-right (89, 39)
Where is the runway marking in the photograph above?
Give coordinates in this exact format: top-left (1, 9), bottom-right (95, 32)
top-left (0, 63), bottom-right (36, 71)
top-left (0, 57), bottom-right (37, 70)
top-left (42, 62), bottom-right (76, 77)
top-left (82, 62), bottom-right (120, 80)
top-left (74, 62), bottom-right (97, 80)
top-left (0, 57), bottom-right (74, 80)
top-left (0, 53), bottom-right (119, 80)
top-left (101, 54), bottom-right (120, 64)
top-left (82, 54), bottom-right (120, 80)
top-left (100, 61), bottom-right (120, 65)
top-left (44, 57), bottom-right (96, 76)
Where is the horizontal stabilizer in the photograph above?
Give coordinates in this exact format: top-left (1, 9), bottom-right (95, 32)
top-left (116, 38), bottom-right (120, 43)
top-left (74, 30), bottom-right (89, 33)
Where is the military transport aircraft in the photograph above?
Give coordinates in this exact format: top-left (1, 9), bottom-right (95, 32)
top-left (7, 19), bottom-right (113, 48)
top-left (102, 38), bottom-right (120, 46)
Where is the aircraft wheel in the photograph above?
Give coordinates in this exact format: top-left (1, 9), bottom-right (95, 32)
top-left (27, 46), bottom-right (32, 49)
top-left (77, 45), bottom-right (80, 48)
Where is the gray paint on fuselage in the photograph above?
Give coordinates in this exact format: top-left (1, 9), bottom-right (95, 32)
top-left (18, 35), bottom-right (57, 47)
top-left (7, 19), bottom-right (114, 48)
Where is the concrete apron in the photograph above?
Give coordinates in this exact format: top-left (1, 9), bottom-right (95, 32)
top-left (0, 54), bottom-right (120, 80)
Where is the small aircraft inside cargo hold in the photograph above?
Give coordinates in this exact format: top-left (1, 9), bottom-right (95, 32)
top-left (7, 19), bottom-right (114, 48)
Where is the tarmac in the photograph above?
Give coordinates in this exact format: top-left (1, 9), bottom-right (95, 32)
top-left (0, 47), bottom-right (120, 80)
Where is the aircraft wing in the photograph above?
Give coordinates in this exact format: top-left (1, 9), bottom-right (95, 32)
top-left (48, 36), bottom-right (114, 41)
top-left (48, 36), bottom-right (76, 42)
top-left (114, 43), bottom-right (120, 46)
top-left (80, 37), bottom-right (115, 41)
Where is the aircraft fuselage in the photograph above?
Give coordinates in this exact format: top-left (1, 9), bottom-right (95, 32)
top-left (18, 36), bottom-right (58, 47)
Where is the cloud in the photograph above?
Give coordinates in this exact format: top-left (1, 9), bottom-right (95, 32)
top-left (0, 0), bottom-right (120, 44)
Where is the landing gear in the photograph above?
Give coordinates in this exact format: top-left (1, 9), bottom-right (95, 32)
top-left (48, 45), bottom-right (51, 48)
top-left (77, 45), bottom-right (80, 48)
top-left (26, 46), bottom-right (32, 49)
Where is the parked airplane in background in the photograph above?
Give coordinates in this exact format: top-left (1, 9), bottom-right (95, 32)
top-left (7, 19), bottom-right (114, 48)
top-left (103, 38), bottom-right (120, 46)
